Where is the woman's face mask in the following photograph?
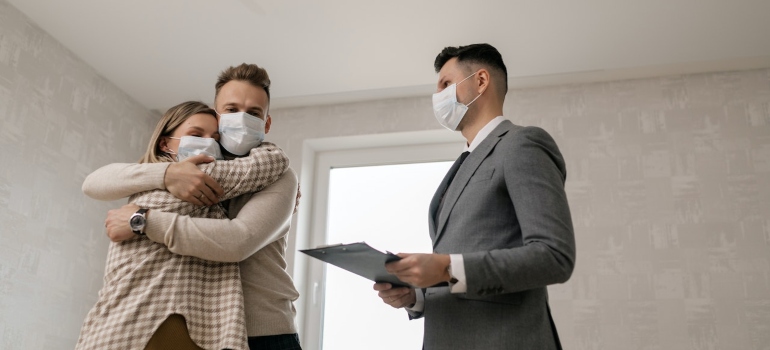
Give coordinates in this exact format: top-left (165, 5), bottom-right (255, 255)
top-left (217, 111), bottom-right (265, 155)
top-left (167, 136), bottom-right (223, 162)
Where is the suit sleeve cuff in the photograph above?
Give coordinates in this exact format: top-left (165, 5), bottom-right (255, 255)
top-left (448, 254), bottom-right (467, 293)
top-left (405, 288), bottom-right (425, 313)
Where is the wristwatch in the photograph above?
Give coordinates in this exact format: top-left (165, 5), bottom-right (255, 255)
top-left (129, 208), bottom-right (148, 235)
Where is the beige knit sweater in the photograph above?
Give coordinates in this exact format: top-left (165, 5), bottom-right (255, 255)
top-left (79, 145), bottom-right (299, 348)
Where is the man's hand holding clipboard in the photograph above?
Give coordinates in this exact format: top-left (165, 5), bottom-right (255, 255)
top-left (300, 242), bottom-right (453, 310)
top-left (299, 242), bottom-right (409, 287)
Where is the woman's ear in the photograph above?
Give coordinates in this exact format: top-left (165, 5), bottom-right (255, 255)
top-left (158, 136), bottom-right (169, 153)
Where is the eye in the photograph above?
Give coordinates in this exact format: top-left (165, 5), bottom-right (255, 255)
top-left (225, 107), bottom-right (236, 112)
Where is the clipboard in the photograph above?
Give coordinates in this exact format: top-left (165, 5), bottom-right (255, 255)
top-left (300, 242), bottom-right (410, 287)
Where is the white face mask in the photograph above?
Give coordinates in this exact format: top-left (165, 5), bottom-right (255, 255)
top-left (168, 136), bottom-right (223, 162)
top-left (218, 111), bottom-right (265, 155)
top-left (432, 71), bottom-right (482, 131)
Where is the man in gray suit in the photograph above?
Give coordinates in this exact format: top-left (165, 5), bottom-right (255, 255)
top-left (374, 43), bottom-right (576, 349)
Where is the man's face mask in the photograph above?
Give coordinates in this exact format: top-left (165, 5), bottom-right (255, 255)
top-left (218, 111), bottom-right (265, 155)
top-left (432, 71), bottom-right (483, 131)
top-left (168, 136), bottom-right (223, 162)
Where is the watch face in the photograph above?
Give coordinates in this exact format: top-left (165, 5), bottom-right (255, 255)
top-left (129, 214), bottom-right (145, 230)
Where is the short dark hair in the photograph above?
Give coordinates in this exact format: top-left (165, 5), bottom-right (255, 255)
top-left (215, 63), bottom-right (271, 103)
top-left (434, 43), bottom-right (508, 93)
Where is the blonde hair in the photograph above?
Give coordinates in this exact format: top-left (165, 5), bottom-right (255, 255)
top-left (138, 101), bottom-right (217, 164)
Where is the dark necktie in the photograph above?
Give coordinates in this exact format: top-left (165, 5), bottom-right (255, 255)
top-left (436, 151), bottom-right (470, 219)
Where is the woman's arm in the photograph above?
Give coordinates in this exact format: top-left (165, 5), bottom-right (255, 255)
top-left (84, 142), bottom-right (288, 203)
top-left (82, 156), bottom-right (223, 204)
top-left (143, 169), bottom-right (299, 262)
top-left (123, 142), bottom-right (290, 216)
top-left (82, 162), bottom-right (170, 201)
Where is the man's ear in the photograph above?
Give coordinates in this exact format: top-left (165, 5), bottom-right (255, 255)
top-left (264, 115), bottom-right (272, 134)
top-left (476, 68), bottom-right (490, 94)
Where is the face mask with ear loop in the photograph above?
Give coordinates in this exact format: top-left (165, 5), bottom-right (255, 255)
top-left (217, 111), bottom-right (266, 156)
top-left (165, 136), bottom-right (224, 162)
top-left (431, 71), bottom-right (483, 131)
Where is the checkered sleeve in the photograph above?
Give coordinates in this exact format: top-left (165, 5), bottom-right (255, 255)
top-left (198, 141), bottom-right (289, 201)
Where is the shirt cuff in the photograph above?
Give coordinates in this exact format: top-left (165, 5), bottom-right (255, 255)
top-left (448, 254), bottom-right (467, 293)
top-left (405, 288), bottom-right (425, 313)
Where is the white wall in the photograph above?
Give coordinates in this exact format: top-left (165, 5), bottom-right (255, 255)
top-left (269, 69), bottom-right (770, 349)
top-left (0, 1), bottom-right (157, 347)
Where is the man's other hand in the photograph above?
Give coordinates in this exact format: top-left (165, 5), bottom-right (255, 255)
top-left (373, 283), bottom-right (416, 309)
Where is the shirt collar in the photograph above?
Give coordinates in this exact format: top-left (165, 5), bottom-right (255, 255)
top-left (464, 116), bottom-right (505, 152)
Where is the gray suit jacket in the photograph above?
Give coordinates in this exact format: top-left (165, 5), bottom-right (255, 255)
top-left (419, 120), bottom-right (576, 350)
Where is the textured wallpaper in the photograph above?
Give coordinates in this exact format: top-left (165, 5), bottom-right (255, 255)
top-left (269, 70), bottom-right (770, 349)
top-left (511, 71), bottom-right (770, 350)
top-left (0, 1), bottom-right (157, 348)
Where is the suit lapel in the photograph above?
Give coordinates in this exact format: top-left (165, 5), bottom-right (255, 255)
top-left (433, 121), bottom-right (514, 248)
top-left (429, 154), bottom-right (457, 241)
top-left (428, 184), bottom-right (442, 241)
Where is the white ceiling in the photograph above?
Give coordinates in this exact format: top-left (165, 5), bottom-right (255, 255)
top-left (8, 0), bottom-right (770, 113)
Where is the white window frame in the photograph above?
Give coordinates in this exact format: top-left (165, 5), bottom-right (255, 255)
top-left (293, 129), bottom-right (464, 350)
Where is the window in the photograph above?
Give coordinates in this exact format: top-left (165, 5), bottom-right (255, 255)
top-left (322, 161), bottom-right (452, 349)
top-left (295, 134), bottom-right (463, 350)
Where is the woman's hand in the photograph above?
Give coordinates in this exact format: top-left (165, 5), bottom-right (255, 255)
top-left (164, 154), bottom-right (224, 206)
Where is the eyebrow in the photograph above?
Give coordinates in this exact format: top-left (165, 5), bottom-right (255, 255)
top-left (223, 103), bottom-right (264, 114)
